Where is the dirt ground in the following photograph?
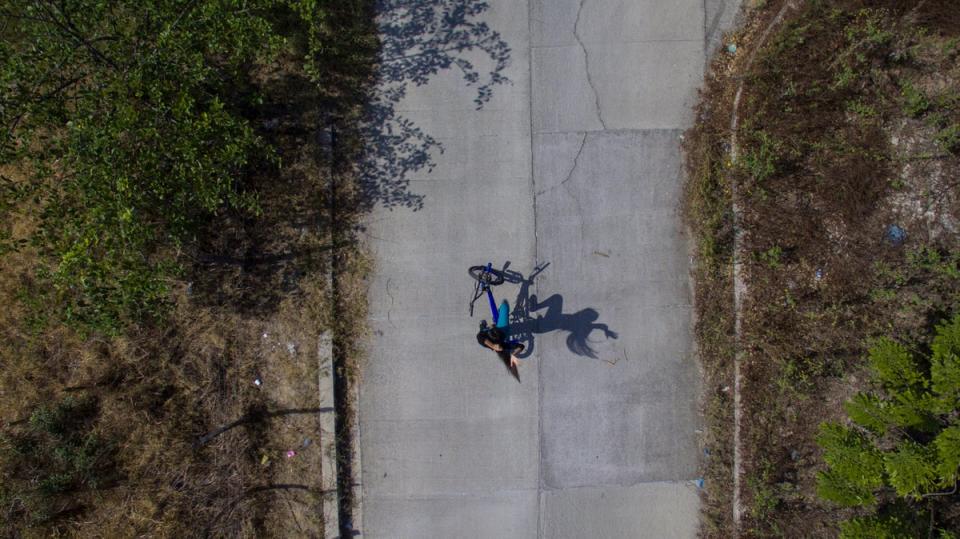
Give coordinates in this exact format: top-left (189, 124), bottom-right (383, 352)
top-left (685, 1), bottom-right (960, 536)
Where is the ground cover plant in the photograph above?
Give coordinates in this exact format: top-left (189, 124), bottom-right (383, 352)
top-left (685, 0), bottom-right (960, 536)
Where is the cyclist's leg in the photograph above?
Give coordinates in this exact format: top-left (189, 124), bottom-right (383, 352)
top-left (497, 299), bottom-right (525, 355)
top-left (496, 300), bottom-right (510, 330)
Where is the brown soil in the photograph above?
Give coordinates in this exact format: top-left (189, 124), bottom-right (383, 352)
top-left (685, 0), bottom-right (960, 536)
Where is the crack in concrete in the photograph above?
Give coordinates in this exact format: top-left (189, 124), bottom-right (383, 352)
top-left (561, 133), bottom-right (587, 189)
top-left (573, 0), bottom-right (607, 130)
top-left (561, 138), bottom-right (588, 254)
top-left (384, 278), bottom-right (397, 329)
top-left (526, 128), bottom-right (588, 340)
top-left (530, 132), bottom-right (586, 254)
top-left (536, 133), bottom-right (587, 197)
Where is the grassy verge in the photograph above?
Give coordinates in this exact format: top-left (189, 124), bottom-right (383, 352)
top-left (0, 2), bottom-right (377, 536)
top-left (685, 1), bottom-right (960, 536)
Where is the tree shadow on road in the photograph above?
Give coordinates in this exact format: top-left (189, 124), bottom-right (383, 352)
top-left (357, 0), bottom-right (512, 212)
top-left (497, 262), bottom-right (619, 360)
top-left (189, 0), bottom-right (512, 314)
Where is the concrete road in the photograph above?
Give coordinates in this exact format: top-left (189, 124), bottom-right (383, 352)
top-left (359, 1), bottom-right (740, 537)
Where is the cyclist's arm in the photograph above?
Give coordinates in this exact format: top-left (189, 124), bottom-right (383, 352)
top-left (482, 338), bottom-right (503, 351)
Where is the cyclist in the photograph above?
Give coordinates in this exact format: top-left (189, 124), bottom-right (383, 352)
top-left (476, 303), bottom-right (525, 379)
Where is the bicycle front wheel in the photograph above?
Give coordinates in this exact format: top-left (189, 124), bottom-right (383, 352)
top-left (468, 265), bottom-right (505, 285)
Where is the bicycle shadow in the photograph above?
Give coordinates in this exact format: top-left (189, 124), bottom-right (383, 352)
top-left (498, 262), bottom-right (619, 360)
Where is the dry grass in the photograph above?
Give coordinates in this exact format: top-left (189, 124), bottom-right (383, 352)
top-left (685, 0), bottom-right (960, 536)
top-left (1, 180), bottom-right (334, 538)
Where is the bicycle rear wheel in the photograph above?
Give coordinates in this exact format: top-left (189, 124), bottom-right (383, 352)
top-left (468, 265), bottom-right (505, 285)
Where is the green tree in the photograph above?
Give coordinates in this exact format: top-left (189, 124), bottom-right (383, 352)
top-left (0, 0), bottom-right (292, 332)
top-left (817, 315), bottom-right (960, 537)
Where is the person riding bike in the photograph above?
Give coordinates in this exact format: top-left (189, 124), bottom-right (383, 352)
top-left (476, 301), bottom-right (525, 379)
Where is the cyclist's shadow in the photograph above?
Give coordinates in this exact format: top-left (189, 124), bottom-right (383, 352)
top-left (500, 262), bottom-right (618, 360)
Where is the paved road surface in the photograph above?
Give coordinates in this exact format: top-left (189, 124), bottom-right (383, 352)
top-left (359, 1), bottom-right (739, 537)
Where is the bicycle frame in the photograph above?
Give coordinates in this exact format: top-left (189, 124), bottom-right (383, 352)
top-left (469, 262), bottom-right (501, 323)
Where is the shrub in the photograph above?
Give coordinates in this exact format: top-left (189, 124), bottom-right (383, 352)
top-left (0, 1), bottom-right (290, 333)
top-left (935, 124), bottom-right (960, 153)
top-left (817, 314), bottom-right (960, 531)
top-left (839, 508), bottom-right (924, 539)
top-left (815, 422), bottom-right (884, 506)
top-left (900, 81), bottom-right (930, 117)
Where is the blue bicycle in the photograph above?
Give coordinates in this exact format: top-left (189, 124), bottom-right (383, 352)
top-left (469, 262), bottom-right (549, 351)
top-left (468, 263), bottom-right (508, 322)
top-left (469, 262), bottom-right (525, 380)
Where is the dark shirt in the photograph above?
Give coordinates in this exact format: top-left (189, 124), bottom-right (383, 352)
top-left (477, 327), bottom-right (523, 361)
top-left (476, 327), bottom-right (506, 348)
top-left (476, 327), bottom-right (521, 381)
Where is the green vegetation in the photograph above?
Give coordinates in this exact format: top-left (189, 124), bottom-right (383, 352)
top-left (0, 0), bottom-right (379, 334)
top-left (0, 396), bottom-right (114, 526)
top-left (817, 317), bottom-right (960, 536)
top-left (685, 0), bottom-right (960, 536)
top-left (0, 0), bottom-right (296, 332)
top-left (0, 0), bottom-right (377, 535)
top-left (901, 81), bottom-right (931, 118)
